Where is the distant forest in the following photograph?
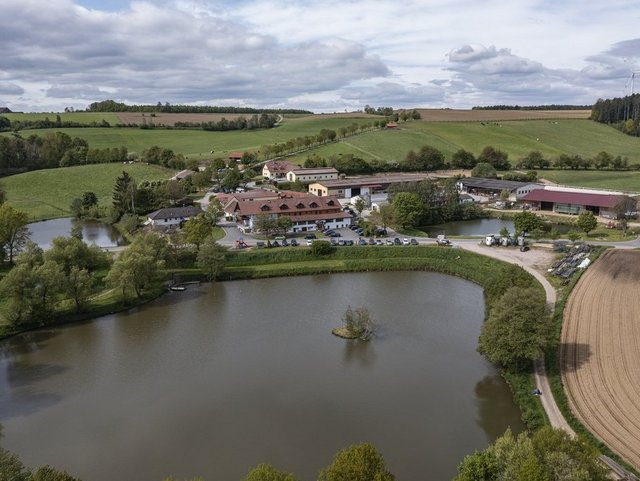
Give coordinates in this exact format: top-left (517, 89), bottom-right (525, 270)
top-left (86, 100), bottom-right (312, 114)
top-left (591, 94), bottom-right (640, 137)
top-left (472, 104), bottom-right (592, 110)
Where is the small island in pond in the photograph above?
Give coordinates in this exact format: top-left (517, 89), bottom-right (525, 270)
top-left (332, 306), bottom-right (376, 341)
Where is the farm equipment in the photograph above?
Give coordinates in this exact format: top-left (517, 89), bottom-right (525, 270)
top-left (548, 244), bottom-right (591, 282)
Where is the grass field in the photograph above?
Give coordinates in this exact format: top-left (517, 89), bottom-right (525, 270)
top-left (3, 116), bottom-right (375, 158)
top-left (287, 119), bottom-right (640, 164)
top-left (539, 170), bottom-right (640, 192)
top-left (2, 163), bottom-right (174, 220)
top-left (2, 112), bottom-right (120, 124)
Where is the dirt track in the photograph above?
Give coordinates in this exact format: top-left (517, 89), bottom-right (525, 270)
top-left (561, 249), bottom-right (640, 470)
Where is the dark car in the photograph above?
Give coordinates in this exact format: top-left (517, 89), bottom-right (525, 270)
top-left (281, 239), bottom-right (289, 247)
top-left (410, 238), bottom-right (418, 245)
top-left (393, 237), bottom-right (402, 245)
top-left (350, 225), bottom-right (359, 230)
top-left (290, 239), bottom-right (299, 246)
top-left (358, 238), bottom-right (367, 246)
top-left (330, 238), bottom-right (338, 246)
top-left (271, 241), bottom-right (280, 247)
top-left (256, 241), bottom-right (265, 248)
top-left (329, 232), bottom-right (341, 237)
top-left (356, 229), bottom-right (364, 235)
top-left (368, 238), bottom-right (375, 245)
top-left (304, 233), bottom-right (317, 240)
top-left (520, 245), bottom-right (530, 252)
top-left (345, 240), bottom-right (355, 246)
top-left (375, 228), bottom-right (387, 236)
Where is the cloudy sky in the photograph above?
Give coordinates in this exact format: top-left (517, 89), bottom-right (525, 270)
top-left (1, 0), bottom-right (639, 112)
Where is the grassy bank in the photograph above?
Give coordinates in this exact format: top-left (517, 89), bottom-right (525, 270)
top-left (2, 163), bottom-right (174, 220)
top-left (545, 247), bottom-right (640, 477)
top-left (540, 169), bottom-right (640, 193)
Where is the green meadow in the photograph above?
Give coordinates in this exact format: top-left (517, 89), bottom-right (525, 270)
top-left (287, 119), bottom-right (640, 164)
top-left (3, 116), bottom-right (375, 158)
top-left (2, 163), bottom-right (174, 220)
top-left (539, 170), bottom-right (640, 192)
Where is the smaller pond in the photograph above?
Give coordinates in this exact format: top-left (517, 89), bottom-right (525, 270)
top-left (425, 218), bottom-right (572, 237)
top-left (28, 218), bottom-right (124, 249)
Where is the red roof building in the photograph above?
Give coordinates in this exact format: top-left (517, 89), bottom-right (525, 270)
top-left (522, 189), bottom-right (623, 216)
top-left (223, 193), bottom-right (352, 233)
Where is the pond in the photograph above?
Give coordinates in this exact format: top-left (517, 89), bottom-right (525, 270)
top-left (0, 272), bottom-right (524, 481)
top-left (425, 218), bottom-right (572, 237)
top-left (27, 217), bottom-right (124, 249)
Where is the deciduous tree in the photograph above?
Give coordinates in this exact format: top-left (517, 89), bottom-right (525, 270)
top-left (478, 287), bottom-right (551, 369)
top-left (392, 192), bottom-right (424, 230)
top-left (575, 211), bottom-right (598, 234)
top-left (513, 211), bottom-right (544, 236)
top-left (319, 443), bottom-right (395, 481)
top-left (0, 204), bottom-right (30, 263)
top-left (243, 463), bottom-right (298, 481)
top-left (196, 239), bottom-right (226, 281)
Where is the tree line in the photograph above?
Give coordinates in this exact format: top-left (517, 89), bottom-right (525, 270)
top-left (0, 132), bottom-right (129, 175)
top-left (86, 99), bottom-right (311, 114)
top-left (472, 104), bottom-right (592, 110)
top-left (591, 94), bottom-right (640, 137)
top-left (0, 115), bottom-right (111, 132)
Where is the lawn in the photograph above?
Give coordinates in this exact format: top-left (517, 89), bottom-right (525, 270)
top-left (2, 163), bottom-right (175, 220)
top-left (539, 170), bottom-right (640, 192)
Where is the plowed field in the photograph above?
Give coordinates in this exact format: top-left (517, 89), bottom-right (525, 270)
top-left (416, 109), bottom-right (591, 121)
top-left (561, 249), bottom-right (640, 470)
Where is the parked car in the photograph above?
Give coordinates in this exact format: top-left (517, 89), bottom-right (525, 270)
top-left (356, 228), bottom-right (364, 235)
top-left (375, 228), bottom-right (387, 236)
top-left (281, 239), bottom-right (289, 247)
top-left (304, 233), bottom-right (317, 240)
top-left (375, 239), bottom-right (384, 246)
top-left (256, 241), bottom-right (265, 248)
top-left (386, 239), bottom-right (394, 245)
top-left (290, 239), bottom-right (299, 246)
top-left (329, 232), bottom-right (341, 237)
top-left (410, 238), bottom-right (418, 245)
top-left (402, 238), bottom-right (410, 245)
top-left (393, 237), bottom-right (402, 245)
top-left (338, 239), bottom-right (346, 246)
top-left (368, 238), bottom-right (375, 245)
top-left (330, 238), bottom-right (338, 245)
top-left (358, 238), bottom-right (367, 246)
top-left (272, 241), bottom-right (280, 247)
top-left (306, 239), bottom-right (313, 246)
top-left (345, 240), bottom-right (355, 246)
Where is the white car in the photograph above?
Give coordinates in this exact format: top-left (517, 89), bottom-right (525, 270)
top-left (306, 239), bottom-right (314, 246)
top-left (402, 238), bottom-right (410, 245)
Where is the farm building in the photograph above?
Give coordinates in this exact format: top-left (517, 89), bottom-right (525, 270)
top-left (309, 173), bottom-right (433, 199)
top-left (223, 193), bottom-right (352, 233)
top-left (456, 177), bottom-right (542, 201)
top-left (146, 205), bottom-right (202, 227)
top-left (262, 160), bottom-right (296, 180)
top-left (228, 151), bottom-right (244, 163)
top-left (521, 190), bottom-right (625, 217)
top-left (286, 167), bottom-right (339, 184)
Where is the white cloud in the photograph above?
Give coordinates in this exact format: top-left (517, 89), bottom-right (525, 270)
top-left (0, 0), bottom-right (639, 111)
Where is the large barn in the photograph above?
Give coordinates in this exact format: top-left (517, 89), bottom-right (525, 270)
top-left (521, 190), bottom-right (624, 217)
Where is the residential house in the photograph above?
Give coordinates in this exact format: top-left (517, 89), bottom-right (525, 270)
top-left (262, 160), bottom-right (296, 180)
top-left (146, 205), bottom-right (202, 227)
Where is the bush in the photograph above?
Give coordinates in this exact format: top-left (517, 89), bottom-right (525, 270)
top-left (310, 240), bottom-right (336, 256)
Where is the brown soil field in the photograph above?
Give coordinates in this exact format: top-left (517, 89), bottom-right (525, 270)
top-left (416, 109), bottom-right (592, 121)
top-left (115, 112), bottom-right (251, 126)
top-left (561, 249), bottom-right (640, 470)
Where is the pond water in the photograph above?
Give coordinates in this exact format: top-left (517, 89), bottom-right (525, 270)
top-left (426, 218), bottom-right (516, 236)
top-left (425, 218), bottom-right (572, 237)
top-left (0, 272), bottom-right (524, 481)
top-left (28, 217), bottom-right (124, 249)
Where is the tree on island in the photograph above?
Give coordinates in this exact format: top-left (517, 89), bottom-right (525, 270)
top-left (333, 306), bottom-right (376, 341)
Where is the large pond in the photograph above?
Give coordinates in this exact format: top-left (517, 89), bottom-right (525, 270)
top-left (28, 217), bottom-right (124, 249)
top-left (0, 272), bottom-right (524, 481)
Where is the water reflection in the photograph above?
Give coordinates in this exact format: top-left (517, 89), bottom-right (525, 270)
top-left (474, 375), bottom-right (522, 441)
top-left (28, 218), bottom-right (124, 249)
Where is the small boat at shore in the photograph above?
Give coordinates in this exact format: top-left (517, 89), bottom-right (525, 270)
top-left (169, 285), bottom-right (186, 292)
